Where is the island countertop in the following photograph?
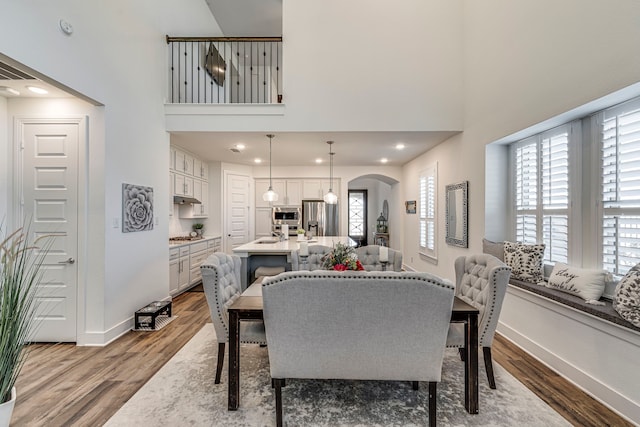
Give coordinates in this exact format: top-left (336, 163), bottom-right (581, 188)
top-left (232, 236), bottom-right (355, 256)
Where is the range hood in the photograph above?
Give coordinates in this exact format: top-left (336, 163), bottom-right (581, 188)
top-left (174, 195), bottom-right (201, 205)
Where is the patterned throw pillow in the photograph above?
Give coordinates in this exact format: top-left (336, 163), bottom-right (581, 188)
top-left (545, 263), bottom-right (606, 302)
top-left (503, 241), bottom-right (545, 283)
top-left (613, 264), bottom-right (640, 328)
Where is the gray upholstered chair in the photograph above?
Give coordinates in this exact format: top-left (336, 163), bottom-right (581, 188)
top-left (200, 252), bottom-right (266, 384)
top-left (290, 244), bottom-right (332, 270)
top-left (446, 254), bottom-right (511, 389)
top-left (355, 244), bottom-right (403, 271)
top-left (262, 270), bottom-right (455, 427)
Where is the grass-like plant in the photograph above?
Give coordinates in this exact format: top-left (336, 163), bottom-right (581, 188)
top-left (0, 226), bottom-right (50, 404)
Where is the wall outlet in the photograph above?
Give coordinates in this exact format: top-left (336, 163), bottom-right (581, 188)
top-left (112, 218), bottom-right (119, 228)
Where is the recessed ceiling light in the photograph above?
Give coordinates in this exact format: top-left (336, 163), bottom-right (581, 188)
top-left (315, 158), bottom-right (323, 164)
top-left (380, 158), bottom-right (388, 164)
top-left (395, 143), bottom-right (405, 150)
top-left (254, 158), bottom-right (262, 164)
top-left (236, 143), bottom-right (245, 150)
top-left (26, 85), bottom-right (48, 95)
top-left (0, 86), bottom-right (20, 96)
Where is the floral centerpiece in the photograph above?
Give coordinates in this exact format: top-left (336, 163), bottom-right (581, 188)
top-left (322, 242), bottom-right (364, 271)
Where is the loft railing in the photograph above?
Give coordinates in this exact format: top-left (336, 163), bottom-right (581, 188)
top-left (166, 36), bottom-right (283, 104)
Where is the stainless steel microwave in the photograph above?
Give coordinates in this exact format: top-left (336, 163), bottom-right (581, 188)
top-left (272, 207), bottom-right (301, 225)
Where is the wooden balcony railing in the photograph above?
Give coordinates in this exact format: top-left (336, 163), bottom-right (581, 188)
top-left (166, 36), bottom-right (283, 104)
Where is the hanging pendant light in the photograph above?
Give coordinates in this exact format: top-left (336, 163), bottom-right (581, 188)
top-left (323, 141), bottom-right (338, 204)
top-left (262, 134), bottom-right (279, 202)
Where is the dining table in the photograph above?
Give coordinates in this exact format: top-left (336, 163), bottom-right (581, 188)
top-left (227, 280), bottom-right (480, 414)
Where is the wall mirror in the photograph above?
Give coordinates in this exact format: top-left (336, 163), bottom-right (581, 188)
top-left (445, 181), bottom-right (468, 248)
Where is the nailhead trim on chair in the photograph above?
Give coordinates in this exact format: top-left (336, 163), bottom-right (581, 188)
top-left (262, 270), bottom-right (454, 291)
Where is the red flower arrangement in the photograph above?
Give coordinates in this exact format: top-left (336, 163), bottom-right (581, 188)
top-left (321, 242), bottom-right (364, 271)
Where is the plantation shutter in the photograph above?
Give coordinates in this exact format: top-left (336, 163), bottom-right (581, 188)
top-left (601, 98), bottom-right (640, 274)
top-left (419, 165), bottom-right (436, 258)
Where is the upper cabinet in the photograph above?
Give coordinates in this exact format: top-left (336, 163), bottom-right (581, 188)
top-left (255, 179), bottom-right (302, 207)
top-left (174, 148), bottom-right (194, 176)
top-left (171, 145), bottom-right (209, 218)
top-left (302, 179), bottom-right (339, 200)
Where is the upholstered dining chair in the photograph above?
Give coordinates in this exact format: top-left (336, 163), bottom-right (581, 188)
top-left (446, 254), bottom-right (511, 389)
top-left (355, 245), bottom-right (403, 271)
top-left (201, 252), bottom-right (266, 384)
top-left (290, 244), bottom-right (332, 271)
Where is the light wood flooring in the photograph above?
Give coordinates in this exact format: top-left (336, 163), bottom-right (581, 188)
top-left (12, 287), bottom-right (633, 426)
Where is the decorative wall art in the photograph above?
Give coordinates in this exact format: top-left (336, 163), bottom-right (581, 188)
top-left (122, 183), bottom-right (154, 233)
top-left (405, 200), bottom-right (416, 214)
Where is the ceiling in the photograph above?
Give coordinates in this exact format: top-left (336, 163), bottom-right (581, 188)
top-left (0, 60), bottom-right (74, 99)
top-left (171, 131), bottom-right (458, 167)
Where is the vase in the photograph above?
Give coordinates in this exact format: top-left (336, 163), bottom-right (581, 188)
top-left (0, 387), bottom-right (16, 427)
top-left (297, 234), bottom-right (305, 241)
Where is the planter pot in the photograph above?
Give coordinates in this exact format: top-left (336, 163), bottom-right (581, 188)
top-left (0, 387), bottom-right (16, 427)
top-left (297, 234), bottom-right (305, 241)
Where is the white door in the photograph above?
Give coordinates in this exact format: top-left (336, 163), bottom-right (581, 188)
top-left (225, 173), bottom-right (250, 252)
top-left (20, 120), bottom-right (80, 342)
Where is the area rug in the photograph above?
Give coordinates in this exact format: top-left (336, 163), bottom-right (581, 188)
top-left (105, 324), bottom-right (570, 426)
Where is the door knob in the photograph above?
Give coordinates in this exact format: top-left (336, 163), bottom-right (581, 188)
top-left (58, 257), bottom-right (75, 264)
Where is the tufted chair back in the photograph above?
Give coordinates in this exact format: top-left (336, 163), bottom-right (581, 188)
top-left (453, 254), bottom-right (511, 345)
top-left (200, 252), bottom-right (243, 344)
top-left (446, 253), bottom-right (510, 389)
top-left (201, 252), bottom-right (266, 384)
top-left (355, 245), bottom-right (403, 271)
top-left (291, 245), bottom-right (333, 271)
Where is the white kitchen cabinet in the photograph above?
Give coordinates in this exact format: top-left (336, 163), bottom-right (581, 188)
top-left (302, 179), bottom-right (340, 200)
top-left (170, 246), bottom-right (190, 296)
top-left (188, 241), bottom-right (209, 286)
top-left (255, 207), bottom-right (272, 238)
top-left (169, 248), bottom-right (180, 295)
top-left (256, 178), bottom-right (302, 207)
top-left (169, 172), bottom-right (175, 217)
top-left (175, 149), bottom-right (194, 176)
top-left (193, 158), bottom-right (209, 180)
top-left (174, 174), bottom-right (194, 197)
top-left (179, 179), bottom-right (208, 218)
top-left (170, 146), bottom-right (176, 171)
top-left (207, 237), bottom-right (221, 256)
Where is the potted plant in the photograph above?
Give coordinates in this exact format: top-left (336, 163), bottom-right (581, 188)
top-left (192, 223), bottom-right (204, 237)
top-left (296, 228), bottom-right (306, 241)
top-left (0, 225), bottom-right (50, 426)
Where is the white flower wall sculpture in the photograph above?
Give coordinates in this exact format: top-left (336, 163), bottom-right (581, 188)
top-left (122, 183), bottom-right (154, 232)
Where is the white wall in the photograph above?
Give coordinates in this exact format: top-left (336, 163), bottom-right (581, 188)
top-left (0, 1), bottom-right (222, 344)
top-left (348, 177), bottom-right (393, 246)
top-left (400, 0), bottom-right (640, 420)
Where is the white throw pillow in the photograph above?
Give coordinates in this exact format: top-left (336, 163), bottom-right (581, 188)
top-left (613, 264), bottom-right (640, 328)
top-left (504, 241), bottom-right (545, 283)
top-left (545, 263), bottom-right (606, 302)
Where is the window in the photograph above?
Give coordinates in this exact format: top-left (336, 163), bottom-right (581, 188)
top-left (598, 97), bottom-right (640, 275)
top-left (512, 124), bottom-right (574, 264)
top-left (419, 164), bottom-right (437, 260)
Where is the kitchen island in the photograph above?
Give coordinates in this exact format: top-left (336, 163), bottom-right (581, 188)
top-left (232, 236), bottom-right (355, 289)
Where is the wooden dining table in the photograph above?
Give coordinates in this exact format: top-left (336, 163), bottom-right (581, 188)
top-left (227, 282), bottom-right (480, 414)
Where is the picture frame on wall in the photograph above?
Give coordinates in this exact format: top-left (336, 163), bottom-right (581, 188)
top-left (122, 183), bottom-right (154, 233)
top-left (405, 200), bottom-right (416, 214)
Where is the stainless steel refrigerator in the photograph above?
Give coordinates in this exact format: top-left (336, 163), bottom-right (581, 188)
top-left (302, 199), bottom-right (339, 236)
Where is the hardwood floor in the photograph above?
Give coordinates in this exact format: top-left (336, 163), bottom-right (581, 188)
top-left (12, 287), bottom-right (633, 426)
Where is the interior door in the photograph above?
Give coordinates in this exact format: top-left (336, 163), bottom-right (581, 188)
top-left (348, 189), bottom-right (367, 246)
top-left (225, 173), bottom-right (250, 252)
top-left (20, 120), bottom-right (80, 342)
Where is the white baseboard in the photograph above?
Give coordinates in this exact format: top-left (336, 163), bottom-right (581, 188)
top-left (77, 317), bottom-right (133, 346)
top-left (498, 321), bottom-right (640, 424)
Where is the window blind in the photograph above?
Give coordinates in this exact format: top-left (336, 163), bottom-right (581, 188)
top-left (601, 98), bottom-right (640, 274)
top-left (419, 165), bottom-right (436, 257)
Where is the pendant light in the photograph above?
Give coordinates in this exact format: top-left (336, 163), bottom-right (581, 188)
top-left (323, 141), bottom-right (338, 204)
top-left (262, 134), bottom-right (279, 202)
